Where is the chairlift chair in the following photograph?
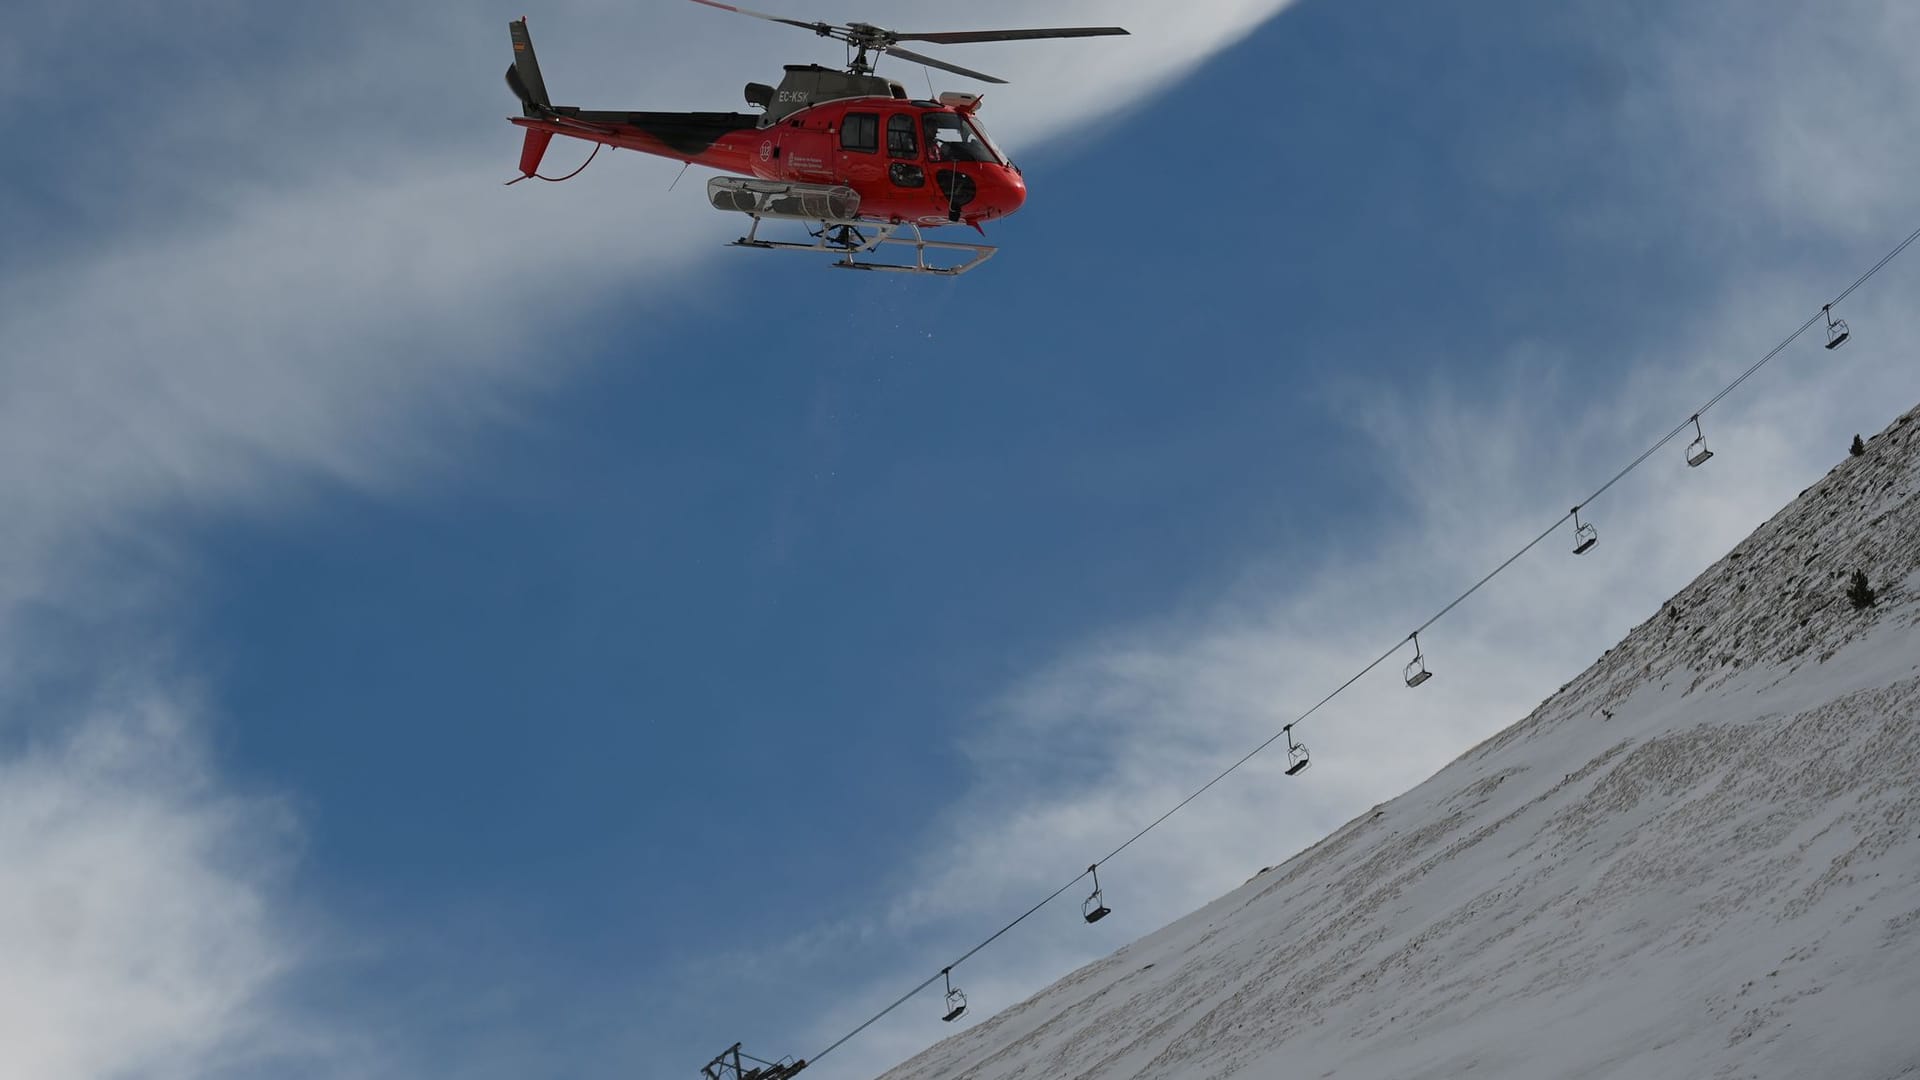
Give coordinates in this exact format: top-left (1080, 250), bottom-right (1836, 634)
top-left (1685, 414), bottom-right (1714, 468)
top-left (1081, 864), bottom-right (1112, 924)
top-left (1571, 507), bottom-right (1598, 555)
top-left (1823, 304), bottom-right (1850, 350)
top-left (1404, 632), bottom-right (1433, 688)
top-left (1284, 726), bottom-right (1310, 776)
top-left (941, 969), bottom-right (968, 1022)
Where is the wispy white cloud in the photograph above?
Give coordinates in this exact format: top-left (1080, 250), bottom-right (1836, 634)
top-left (0, 689), bottom-right (309, 1080)
top-left (1623, 0), bottom-right (1920, 235)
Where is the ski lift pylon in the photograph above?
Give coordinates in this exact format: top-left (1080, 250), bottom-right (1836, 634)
top-left (1823, 304), bottom-right (1850, 350)
top-left (1404, 631), bottom-right (1433, 688)
top-left (1082, 864), bottom-right (1112, 923)
top-left (1284, 725), bottom-right (1310, 775)
top-left (701, 1043), bottom-right (808, 1080)
top-left (941, 968), bottom-right (967, 1023)
top-left (1685, 413), bottom-right (1714, 468)
top-left (1571, 506), bottom-right (1598, 555)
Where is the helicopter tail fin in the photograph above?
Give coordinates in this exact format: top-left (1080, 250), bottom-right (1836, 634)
top-left (506, 18), bottom-right (552, 116)
top-left (515, 127), bottom-right (555, 181)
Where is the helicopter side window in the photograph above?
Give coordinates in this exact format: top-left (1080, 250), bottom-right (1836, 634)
top-left (921, 112), bottom-right (998, 164)
top-left (840, 112), bottom-right (878, 153)
top-left (887, 114), bottom-right (919, 159)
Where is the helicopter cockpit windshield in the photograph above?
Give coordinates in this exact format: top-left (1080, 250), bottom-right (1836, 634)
top-left (922, 112), bottom-right (1005, 165)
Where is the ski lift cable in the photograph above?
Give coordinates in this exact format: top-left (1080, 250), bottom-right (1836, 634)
top-left (1691, 224), bottom-right (1918, 417)
top-left (807, 972), bottom-right (946, 1066)
top-left (804, 631), bottom-right (1423, 1069)
top-left (1833, 225), bottom-right (1920, 306)
top-left (1095, 637), bottom-right (1407, 867)
top-left (1577, 307), bottom-right (1821, 509)
top-left (1554, 223), bottom-right (1917, 516)
top-left (807, 872), bottom-right (1089, 1066)
top-left (1415, 515), bottom-right (1570, 635)
top-left (795, 221), bottom-right (1920, 1073)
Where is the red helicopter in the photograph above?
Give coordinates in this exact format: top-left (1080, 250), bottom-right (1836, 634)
top-left (505, 2), bottom-right (1127, 275)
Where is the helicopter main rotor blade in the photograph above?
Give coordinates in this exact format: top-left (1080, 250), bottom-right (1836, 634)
top-left (892, 27), bottom-right (1130, 45)
top-left (883, 44), bottom-right (1007, 85)
top-left (685, 0), bottom-right (834, 37)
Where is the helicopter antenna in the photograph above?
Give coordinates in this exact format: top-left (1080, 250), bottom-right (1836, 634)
top-left (686, 0), bottom-right (1128, 84)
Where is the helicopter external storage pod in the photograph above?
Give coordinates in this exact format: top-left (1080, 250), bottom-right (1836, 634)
top-left (707, 179), bottom-right (862, 221)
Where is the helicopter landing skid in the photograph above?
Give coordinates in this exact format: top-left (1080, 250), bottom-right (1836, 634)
top-left (730, 217), bottom-right (996, 277)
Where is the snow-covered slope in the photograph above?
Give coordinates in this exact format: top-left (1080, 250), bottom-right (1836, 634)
top-left (876, 404), bottom-right (1920, 1080)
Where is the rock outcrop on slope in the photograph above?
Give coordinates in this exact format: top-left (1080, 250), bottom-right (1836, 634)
top-left (876, 404), bottom-right (1920, 1080)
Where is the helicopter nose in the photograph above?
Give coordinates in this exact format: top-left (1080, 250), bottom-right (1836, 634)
top-left (982, 166), bottom-right (1026, 220)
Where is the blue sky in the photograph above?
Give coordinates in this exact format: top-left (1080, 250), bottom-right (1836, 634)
top-left (3, 2), bottom-right (1919, 1078)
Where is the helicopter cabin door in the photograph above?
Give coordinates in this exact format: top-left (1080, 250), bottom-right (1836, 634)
top-left (884, 112), bottom-right (927, 195)
top-left (776, 114), bottom-right (836, 183)
top-left (834, 110), bottom-right (886, 190)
